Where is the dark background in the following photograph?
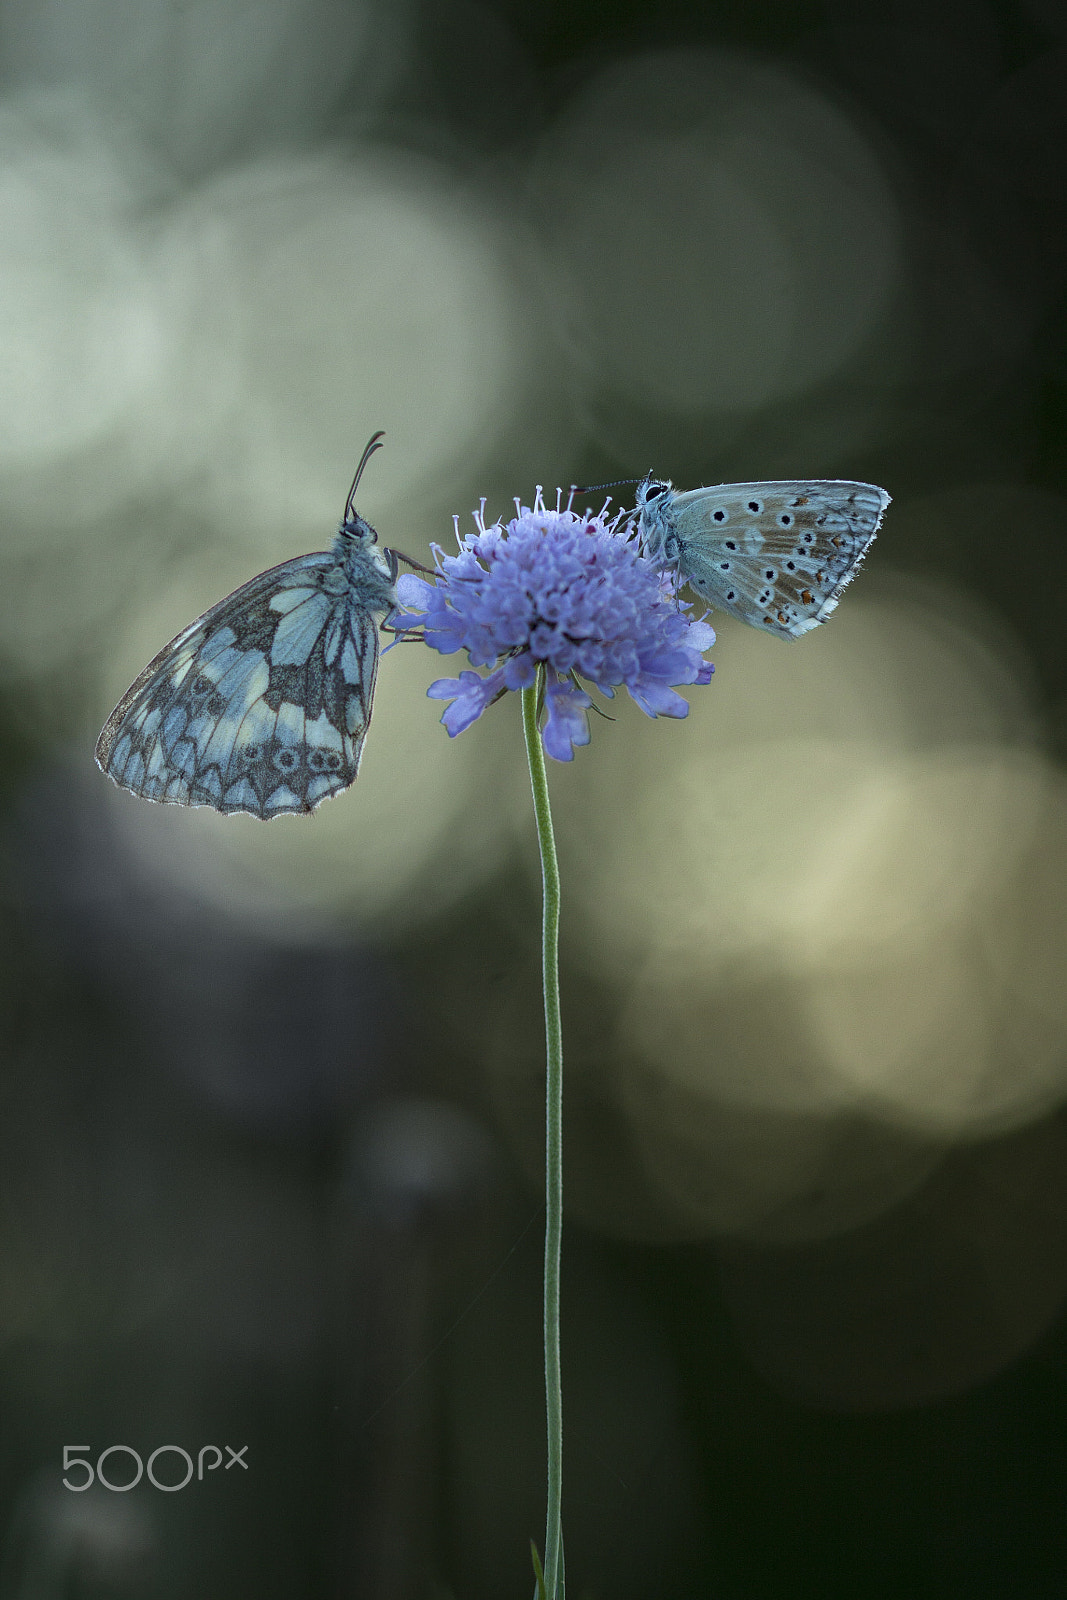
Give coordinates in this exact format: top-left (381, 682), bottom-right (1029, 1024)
top-left (1, 0), bottom-right (1067, 1595)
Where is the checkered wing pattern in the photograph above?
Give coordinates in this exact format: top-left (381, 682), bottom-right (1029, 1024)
top-left (96, 547), bottom-right (391, 818)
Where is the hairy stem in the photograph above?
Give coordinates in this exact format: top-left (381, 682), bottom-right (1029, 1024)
top-left (521, 678), bottom-right (563, 1600)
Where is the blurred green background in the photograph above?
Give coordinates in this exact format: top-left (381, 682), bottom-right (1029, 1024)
top-left (2, 0), bottom-right (1067, 1594)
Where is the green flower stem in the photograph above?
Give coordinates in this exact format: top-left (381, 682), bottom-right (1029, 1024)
top-left (521, 678), bottom-right (564, 1600)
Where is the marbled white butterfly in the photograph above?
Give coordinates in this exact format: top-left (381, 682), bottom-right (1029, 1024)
top-left (96, 433), bottom-right (403, 818)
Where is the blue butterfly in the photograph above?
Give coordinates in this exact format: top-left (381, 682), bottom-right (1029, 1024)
top-left (96, 433), bottom-right (403, 818)
top-left (635, 476), bottom-right (889, 639)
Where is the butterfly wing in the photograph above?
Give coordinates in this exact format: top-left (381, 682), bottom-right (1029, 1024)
top-left (96, 551), bottom-right (385, 817)
top-left (667, 479), bottom-right (888, 640)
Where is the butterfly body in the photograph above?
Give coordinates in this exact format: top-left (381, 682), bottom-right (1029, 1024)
top-left (96, 511), bottom-right (399, 818)
top-left (635, 477), bottom-right (889, 639)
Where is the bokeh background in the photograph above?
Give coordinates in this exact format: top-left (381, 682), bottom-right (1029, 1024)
top-left (2, 0), bottom-right (1067, 1594)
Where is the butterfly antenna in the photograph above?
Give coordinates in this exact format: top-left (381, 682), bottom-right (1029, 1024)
top-left (571, 475), bottom-right (642, 495)
top-left (345, 430), bottom-right (386, 521)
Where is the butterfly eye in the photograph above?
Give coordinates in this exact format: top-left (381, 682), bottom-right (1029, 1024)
top-left (644, 483), bottom-right (668, 501)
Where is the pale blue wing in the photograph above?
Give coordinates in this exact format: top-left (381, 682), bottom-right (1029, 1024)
top-left (643, 479), bottom-right (888, 640)
top-left (96, 551), bottom-right (385, 817)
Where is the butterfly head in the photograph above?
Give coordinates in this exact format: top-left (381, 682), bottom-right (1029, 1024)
top-left (635, 475), bottom-right (672, 507)
top-left (334, 430), bottom-right (400, 591)
top-left (334, 509), bottom-right (399, 597)
top-left (338, 507), bottom-right (379, 546)
top-left (633, 475), bottom-right (677, 564)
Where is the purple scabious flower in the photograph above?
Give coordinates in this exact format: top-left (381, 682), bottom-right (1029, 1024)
top-left (392, 491), bottom-right (715, 761)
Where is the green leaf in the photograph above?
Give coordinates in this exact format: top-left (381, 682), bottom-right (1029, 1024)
top-left (530, 1539), bottom-right (548, 1600)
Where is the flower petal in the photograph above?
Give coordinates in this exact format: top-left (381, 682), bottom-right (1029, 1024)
top-left (395, 573), bottom-right (436, 610)
top-left (542, 679), bottom-right (592, 761)
top-left (502, 653), bottom-right (537, 690)
top-left (627, 679), bottom-right (689, 718)
top-left (427, 668), bottom-right (508, 736)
